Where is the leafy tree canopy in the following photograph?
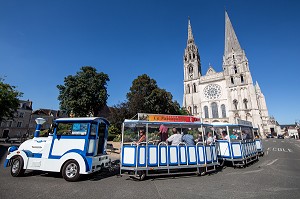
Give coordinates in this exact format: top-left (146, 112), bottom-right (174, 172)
top-left (57, 66), bottom-right (109, 117)
top-left (0, 78), bottom-right (23, 122)
top-left (109, 74), bottom-right (183, 133)
top-left (126, 74), bottom-right (181, 116)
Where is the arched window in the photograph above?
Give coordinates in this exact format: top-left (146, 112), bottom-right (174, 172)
top-left (243, 99), bottom-right (248, 109)
top-left (221, 104), bottom-right (226, 118)
top-left (204, 106), bottom-right (209, 118)
top-left (241, 75), bottom-right (244, 83)
top-left (193, 53), bottom-right (195, 59)
top-left (187, 84), bottom-right (190, 94)
top-left (189, 54), bottom-right (191, 60)
top-left (234, 65), bottom-right (238, 74)
top-left (211, 102), bottom-right (219, 118)
top-left (194, 106), bottom-right (197, 114)
top-left (233, 99), bottom-right (238, 110)
top-left (193, 83), bottom-right (196, 93)
top-left (231, 77), bottom-right (234, 84)
top-left (188, 106), bottom-right (192, 114)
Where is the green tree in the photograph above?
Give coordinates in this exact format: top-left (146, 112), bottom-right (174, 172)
top-left (57, 66), bottom-right (109, 117)
top-left (126, 74), bottom-right (158, 116)
top-left (126, 74), bottom-right (181, 116)
top-left (0, 78), bottom-right (23, 122)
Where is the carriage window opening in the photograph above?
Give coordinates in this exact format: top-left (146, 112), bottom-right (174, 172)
top-left (56, 123), bottom-right (88, 136)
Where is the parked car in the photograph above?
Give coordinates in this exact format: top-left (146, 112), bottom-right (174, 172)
top-left (266, 134), bottom-right (274, 138)
top-left (277, 134), bottom-right (284, 139)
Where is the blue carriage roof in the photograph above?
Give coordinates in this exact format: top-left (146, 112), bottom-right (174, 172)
top-left (211, 122), bottom-right (253, 128)
top-left (123, 119), bottom-right (212, 128)
top-left (55, 117), bottom-right (110, 125)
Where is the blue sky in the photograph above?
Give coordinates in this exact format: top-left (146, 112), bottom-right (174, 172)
top-left (1, 0), bottom-right (299, 124)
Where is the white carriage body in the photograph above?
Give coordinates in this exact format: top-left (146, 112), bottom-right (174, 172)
top-left (4, 117), bottom-right (111, 179)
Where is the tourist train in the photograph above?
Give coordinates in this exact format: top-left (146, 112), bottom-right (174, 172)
top-left (4, 113), bottom-right (263, 181)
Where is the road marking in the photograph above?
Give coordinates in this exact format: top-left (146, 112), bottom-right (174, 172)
top-left (267, 159), bottom-right (278, 166)
top-left (273, 140), bottom-right (276, 142)
top-left (272, 148), bottom-right (292, 152)
top-left (266, 151), bottom-right (269, 155)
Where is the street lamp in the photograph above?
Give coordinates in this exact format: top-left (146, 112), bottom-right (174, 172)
top-left (34, 118), bottom-right (46, 138)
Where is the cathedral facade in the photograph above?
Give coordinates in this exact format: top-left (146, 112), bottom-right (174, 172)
top-left (182, 12), bottom-right (272, 136)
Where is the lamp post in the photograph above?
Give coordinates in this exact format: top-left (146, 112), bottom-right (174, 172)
top-left (34, 118), bottom-right (46, 138)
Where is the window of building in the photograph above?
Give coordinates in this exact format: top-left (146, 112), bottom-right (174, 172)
top-left (188, 106), bottom-right (192, 114)
top-left (233, 99), bottom-right (238, 110)
top-left (231, 77), bottom-right (234, 84)
top-left (17, 122), bottom-right (22, 128)
top-left (194, 106), bottom-right (197, 114)
top-left (243, 99), bottom-right (248, 109)
top-left (8, 121), bottom-right (13, 127)
top-left (221, 104), bottom-right (226, 118)
top-left (211, 102), bottom-right (219, 118)
top-left (193, 83), bottom-right (196, 93)
top-left (241, 75), bottom-right (244, 83)
top-left (187, 84), bottom-right (190, 94)
top-left (234, 65), bottom-right (237, 74)
top-left (204, 106), bottom-right (209, 118)
top-left (19, 112), bottom-right (24, 118)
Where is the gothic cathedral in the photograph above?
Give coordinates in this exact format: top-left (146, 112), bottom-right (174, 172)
top-left (183, 12), bottom-right (272, 136)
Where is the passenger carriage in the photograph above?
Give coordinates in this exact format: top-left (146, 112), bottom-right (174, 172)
top-left (212, 119), bottom-right (260, 167)
top-left (120, 113), bottom-right (219, 180)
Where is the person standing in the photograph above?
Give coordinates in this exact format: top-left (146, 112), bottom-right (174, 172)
top-left (158, 124), bottom-right (168, 142)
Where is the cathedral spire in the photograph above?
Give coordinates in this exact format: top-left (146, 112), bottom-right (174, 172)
top-left (187, 17), bottom-right (195, 44)
top-left (224, 11), bottom-right (242, 57)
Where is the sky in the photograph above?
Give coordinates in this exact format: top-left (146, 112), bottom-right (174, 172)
top-left (0, 0), bottom-right (300, 124)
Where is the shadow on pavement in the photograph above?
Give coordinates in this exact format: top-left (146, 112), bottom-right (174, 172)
top-left (0, 145), bottom-right (9, 164)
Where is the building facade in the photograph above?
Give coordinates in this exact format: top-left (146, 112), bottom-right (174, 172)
top-left (182, 12), bottom-right (272, 137)
top-left (0, 100), bottom-right (33, 138)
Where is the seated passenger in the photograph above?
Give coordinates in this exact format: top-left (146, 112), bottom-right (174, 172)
top-left (222, 131), bottom-right (229, 140)
top-left (230, 132), bottom-right (238, 140)
top-left (137, 129), bottom-right (146, 143)
top-left (206, 132), bottom-right (213, 145)
top-left (182, 130), bottom-right (195, 145)
top-left (166, 127), bottom-right (182, 146)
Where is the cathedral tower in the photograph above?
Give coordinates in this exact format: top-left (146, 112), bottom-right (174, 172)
top-left (182, 11), bottom-right (272, 136)
top-left (183, 18), bottom-right (201, 114)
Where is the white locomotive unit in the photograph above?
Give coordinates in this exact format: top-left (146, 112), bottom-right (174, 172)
top-left (4, 117), bottom-right (111, 181)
